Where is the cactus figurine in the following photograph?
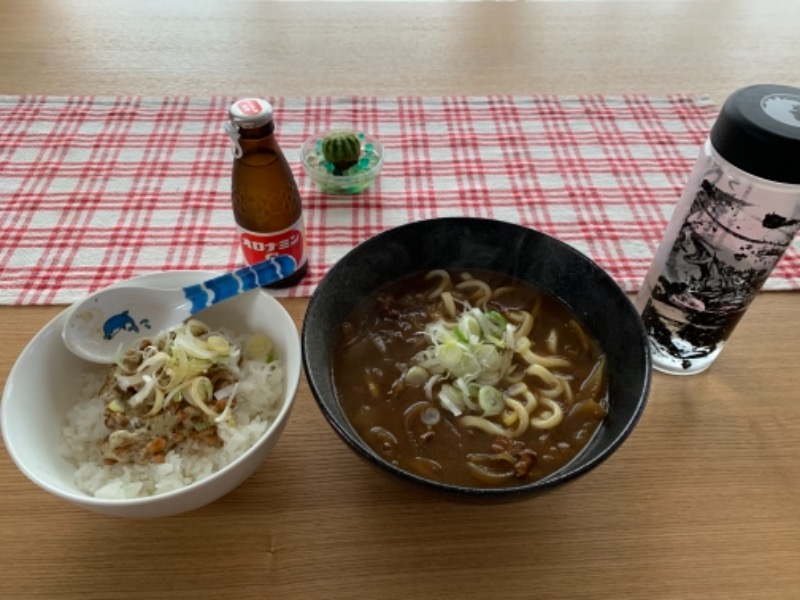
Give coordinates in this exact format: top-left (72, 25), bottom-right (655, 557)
top-left (321, 131), bottom-right (362, 174)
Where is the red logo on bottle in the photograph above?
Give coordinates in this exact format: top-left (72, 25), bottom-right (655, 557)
top-left (237, 219), bottom-right (306, 271)
top-left (235, 99), bottom-right (263, 116)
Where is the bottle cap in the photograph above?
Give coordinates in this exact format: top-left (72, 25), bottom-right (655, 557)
top-left (710, 84), bottom-right (800, 184)
top-left (228, 98), bottom-right (274, 129)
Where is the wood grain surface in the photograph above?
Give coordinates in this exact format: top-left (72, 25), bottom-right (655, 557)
top-left (1, 1), bottom-right (799, 599)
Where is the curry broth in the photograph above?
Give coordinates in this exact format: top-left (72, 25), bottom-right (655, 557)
top-left (333, 269), bottom-right (607, 488)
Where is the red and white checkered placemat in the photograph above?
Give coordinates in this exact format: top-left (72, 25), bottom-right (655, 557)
top-left (1, 94), bottom-right (798, 304)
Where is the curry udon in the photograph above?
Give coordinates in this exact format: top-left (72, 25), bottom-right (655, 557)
top-left (333, 269), bottom-right (608, 488)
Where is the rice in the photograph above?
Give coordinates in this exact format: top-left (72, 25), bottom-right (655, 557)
top-left (59, 343), bottom-right (285, 499)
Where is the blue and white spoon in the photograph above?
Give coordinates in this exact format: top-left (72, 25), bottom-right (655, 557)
top-left (62, 255), bottom-right (296, 364)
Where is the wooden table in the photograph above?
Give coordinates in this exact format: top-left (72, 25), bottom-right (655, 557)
top-left (1, 1), bottom-right (799, 598)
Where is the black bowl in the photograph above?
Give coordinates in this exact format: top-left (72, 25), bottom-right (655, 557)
top-left (301, 217), bottom-right (651, 498)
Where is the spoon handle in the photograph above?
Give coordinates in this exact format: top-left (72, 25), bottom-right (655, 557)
top-left (182, 255), bottom-right (297, 314)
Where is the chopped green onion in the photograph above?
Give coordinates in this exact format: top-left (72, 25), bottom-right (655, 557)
top-left (486, 311), bottom-right (508, 331)
top-left (474, 344), bottom-right (501, 371)
top-left (206, 335), bottom-right (231, 356)
top-left (107, 399), bottom-right (126, 413)
top-left (438, 384), bottom-right (465, 416)
top-left (405, 366), bottom-right (429, 387)
top-left (103, 320), bottom-right (274, 426)
top-left (421, 406), bottom-right (441, 426)
top-left (478, 386), bottom-right (504, 416)
top-left (452, 326), bottom-right (468, 343)
top-left (439, 342), bottom-right (464, 371)
top-left (244, 333), bottom-right (273, 361)
top-left (412, 305), bottom-right (524, 418)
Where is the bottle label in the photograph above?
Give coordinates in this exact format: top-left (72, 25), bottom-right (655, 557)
top-left (237, 217), bottom-right (307, 272)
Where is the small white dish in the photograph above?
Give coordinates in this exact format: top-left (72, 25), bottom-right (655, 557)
top-left (300, 130), bottom-right (384, 194)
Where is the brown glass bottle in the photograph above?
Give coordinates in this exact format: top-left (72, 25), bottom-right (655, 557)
top-left (228, 98), bottom-right (308, 288)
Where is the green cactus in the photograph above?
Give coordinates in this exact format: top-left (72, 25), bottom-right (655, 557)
top-left (321, 131), bottom-right (362, 174)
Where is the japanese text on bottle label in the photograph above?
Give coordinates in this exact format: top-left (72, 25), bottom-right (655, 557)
top-left (237, 217), bottom-right (306, 269)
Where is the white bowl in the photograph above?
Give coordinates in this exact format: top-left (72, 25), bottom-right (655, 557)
top-left (1, 271), bottom-right (301, 518)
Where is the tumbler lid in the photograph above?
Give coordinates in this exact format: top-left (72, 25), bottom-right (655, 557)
top-left (228, 98), bottom-right (273, 129)
top-left (710, 84), bottom-right (800, 184)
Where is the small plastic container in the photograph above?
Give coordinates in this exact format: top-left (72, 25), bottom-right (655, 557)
top-left (300, 130), bottom-right (384, 195)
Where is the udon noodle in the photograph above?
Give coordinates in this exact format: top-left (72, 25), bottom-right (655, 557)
top-left (333, 269), bottom-right (608, 487)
